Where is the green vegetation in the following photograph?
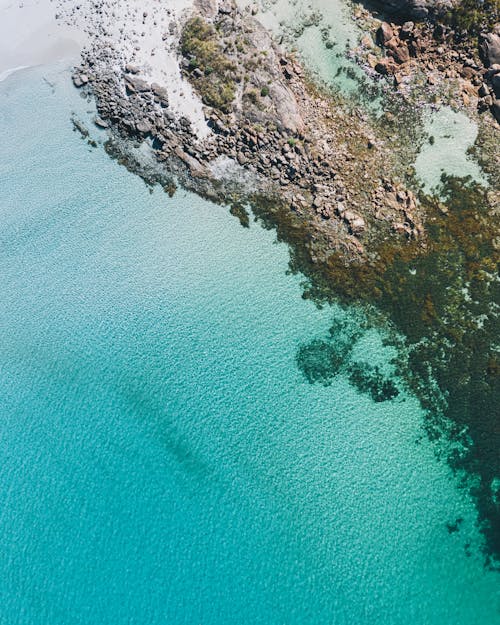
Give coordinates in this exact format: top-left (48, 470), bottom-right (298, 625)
top-left (443, 0), bottom-right (500, 36)
top-left (260, 85), bottom-right (270, 97)
top-left (180, 17), bottom-right (237, 112)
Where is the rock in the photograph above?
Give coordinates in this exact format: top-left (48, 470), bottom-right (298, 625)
top-left (124, 74), bottom-right (150, 93)
top-left (361, 34), bottom-right (375, 49)
top-left (487, 63), bottom-right (500, 78)
top-left (136, 120), bottom-right (152, 135)
top-left (492, 73), bottom-right (500, 99)
top-left (72, 73), bottom-right (88, 88)
top-left (94, 116), bottom-right (109, 128)
top-left (385, 36), bottom-right (400, 51)
top-left (343, 210), bottom-right (366, 234)
top-left (376, 0), bottom-right (429, 19)
top-left (174, 146), bottom-right (207, 178)
top-left (391, 45), bottom-right (410, 64)
top-left (151, 83), bottom-right (169, 107)
top-left (479, 82), bottom-right (490, 97)
top-left (320, 205), bottom-right (332, 219)
top-left (350, 216), bottom-right (366, 234)
top-left (125, 64), bottom-right (140, 74)
top-left (459, 65), bottom-right (476, 80)
top-left (480, 33), bottom-right (500, 67)
top-left (479, 95), bottom-right (493, 109)
top-left (377, 22), bottom-right (394, 47)
top-left (218, 0), bottom-right (233, 14)
top-left (392, 221), bottom-right (411, 236)
top-left (313, 196), bottom-right (324, 209)
top-left (375, 58), bottom-right (393, 75)
top-left (400, 21), bottom-right (414, 40)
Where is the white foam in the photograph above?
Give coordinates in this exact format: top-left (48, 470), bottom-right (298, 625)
top-left (0, 65), bottom-right (30, 82)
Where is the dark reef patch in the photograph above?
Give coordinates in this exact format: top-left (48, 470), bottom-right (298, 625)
top-left (347, 363), bottom-right (400, 402)
top-left (296, 318), bottom-right (401, 402)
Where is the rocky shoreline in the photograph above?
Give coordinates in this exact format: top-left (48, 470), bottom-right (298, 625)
top-left (72, 0), bottom-right (431, 268)
top-left (67, 0), bottom-right (500, 567)
top-left (352, 7), bottom-right (500, 123)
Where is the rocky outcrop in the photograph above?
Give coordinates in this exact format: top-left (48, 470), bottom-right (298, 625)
top-left (368, 0), bottom-right (456, 19)
top-left (75, 0), bottom-right (425, 269)
top-left (480, 31), bottom-right (500, 67)
top-left (367, 14), bottom-right (500, 123)
top-left (479, 29), bottom-right (500, 122)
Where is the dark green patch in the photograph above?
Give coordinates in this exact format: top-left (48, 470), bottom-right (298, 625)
top-left (347, 363), bottom-right (400, 402)
top-left (229, 203), bottom-right (250, 228)
top-left (180, 17), bottom-right (237, 112)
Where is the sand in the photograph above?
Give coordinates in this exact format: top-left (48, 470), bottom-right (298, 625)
top-left (0, 0), bottom-right (85, 80)
top-left (1, 0), bottom-right (208, 136)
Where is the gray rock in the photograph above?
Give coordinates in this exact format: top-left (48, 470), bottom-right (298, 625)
top-left (492, 73), bottom-right (500, 98)
top-left (480, 33), bottom-right (500, 67)
top-left (72, 73), bottom-right (88, 88)
top-left (136, 120), bottom-right (152, 135)
top-left (94, 116), bottom-right (109, 128)
top-left (124, 75), bottom-right (150, 93)
top-left (125, 64), bottom-right (140, 74)
top-left (377, 22), bottom-right (394, 46)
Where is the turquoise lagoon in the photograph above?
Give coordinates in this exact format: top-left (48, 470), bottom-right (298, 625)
top-left (0, 64), bottom-right (499, 624)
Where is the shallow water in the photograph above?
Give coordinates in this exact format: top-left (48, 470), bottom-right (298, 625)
top-left (0, 64), bottom-right (499, 624)
top-left (237, 0), bottom-right (368, 94)
top-left (415, 106), bottom-right (487, 191)
top-left (241, 0), bottom-right (487, 188)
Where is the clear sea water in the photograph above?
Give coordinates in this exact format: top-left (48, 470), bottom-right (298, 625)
top-left (0, 63), bottom-right (499, 624)
top-left (237, 0), bottom-right (366, 93)
top-left (415, 106), bottom-right (487, 191)
top-left (238, 0), bottom-right (486, 187)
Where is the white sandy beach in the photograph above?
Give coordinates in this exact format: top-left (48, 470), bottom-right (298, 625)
top-left (0, 0), bottom-right (86, 80)
top-left (0, 0), bottom-right (208, 135)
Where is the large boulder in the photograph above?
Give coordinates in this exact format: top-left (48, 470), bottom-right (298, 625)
top-left (376, 22), bottom-right (394, 46)
top-left (480, 32), bottom-right (500, 67)
top-left (492, 99), bottom-right (500, 123)
top-left (369, 0), bottom-right (456, 19)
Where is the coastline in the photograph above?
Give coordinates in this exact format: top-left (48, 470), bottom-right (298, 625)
top-left (67, 0), bottom-right (500, 566)
top-left (3, 0), bottom-right (499, 570)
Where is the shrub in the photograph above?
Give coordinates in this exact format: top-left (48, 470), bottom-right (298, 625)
top-left (180, 17), bottom-right (237, 112)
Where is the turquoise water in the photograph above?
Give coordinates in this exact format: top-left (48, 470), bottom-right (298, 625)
top-left (415, 106), bottom-right (487, 191)
top-left (0, 64), bottom-right (499, 624)
top-left (236, 0), bottom-right (367, 94)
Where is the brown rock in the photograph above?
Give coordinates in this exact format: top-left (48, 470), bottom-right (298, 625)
top-left (391, 45), bottom-right (410, 64)
top-left (375, 58), bottom-right (395, 75)
top-left (377, 22), bottom-right (394, 47)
